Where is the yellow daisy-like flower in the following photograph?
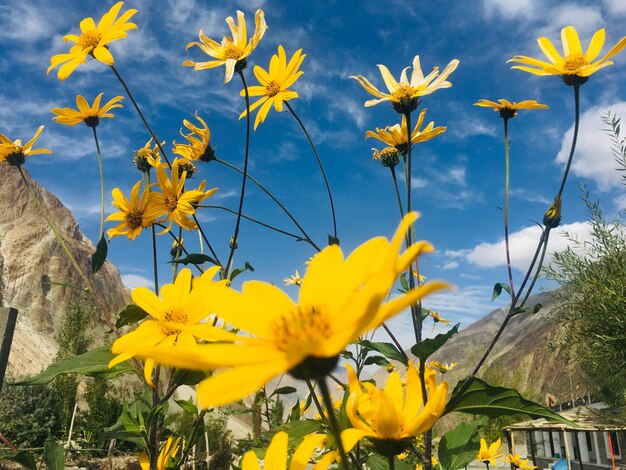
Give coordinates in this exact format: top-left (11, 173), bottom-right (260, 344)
top-left (366, 109), bottom-right (446, 156)
top-left (372, 147), bottom-right (401, 168)
top-left (151, 160), bottom-right (217, 233)
top-left (341, 362), bottom-right (448, 456)
top-left (111, 212), bottom-right (449, 408)
top-left (351, 55), bottom-right (459, 113)
top-left (172, 113), bottom-right (215, 163)
top-left (0, 126), bottom-right (53, 167)
top-left (284, 270), bottom-right (302, 286)
top-left (429, 310), bottom-right (450, 326)
top-left (428, 360), bottom-right (457, 373)
top-left (474, 99), bottom-right (548, 120)
top-left (51, 93), bottom-right (123, 128)
top-left (239, 45), bottom-right (306, 131)
top-left (47, 2), bottom-right (137, 81)
top-left (139, 436), bottom-right (182, 470)
top-left (241, 431), bottom-right (335, 470)
top-left (477, 438), bottom-right (504, 467)
top-left (133, 138), bottom-right (164, 173)
top-left (109, 267), bottom-right (230, 386)
top-left (509, 26), bottom-right (626, 86)
top-left (106, 181), bottom-right (161, 241)
top-left (505, 454), bottom-right (537, 470)
top-left (184, 10), bottom-right (267, 83)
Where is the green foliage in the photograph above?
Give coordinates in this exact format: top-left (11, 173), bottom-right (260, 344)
top-left (80, 377), bottom-right (124, 448)
top-left (43, 432), bottom-right (65, 470)
top-left (438, 419), bottom-right (485, 470)
top-left (411, 323), bottom-right (460, 363)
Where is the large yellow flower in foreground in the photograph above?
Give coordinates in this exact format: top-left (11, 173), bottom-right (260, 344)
top-left (48, 2), bottom-right (137, 80)
top-left (184, 10), bottom-right (267, 83)
top-left (139, 436), bottom-right (181, 470)
top-left (341, 362), bottom-right (448, 455)
top-left (240, 45), bottom-right (306, 130)
top-left (351, 55), bottom-right (459, 112)
top-left (474, 99), bottom-right (548, 120)
top-left (366, 109), bottom-right (446, 155)
top-left (106, 181), bottom-right (161, 240)
top-left (509, 26), bottom-right (626, 84)
top-left (477, 438), bottom-right (504, 467)
top-left (113, 212), bottom-right (449, 408)
top-left (241, 431), bottom-right (335, 470)
top-left (0, 126), bottom-right (53, 167)
top-left (172, 113), bottom-right (215, 162)
top-left (52, 93), bottom-right (124, 127)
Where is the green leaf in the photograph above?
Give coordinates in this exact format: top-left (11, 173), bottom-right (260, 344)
top-left (400, 272), bottom-right (409, 291)
top-left (363, 355), bottom-right (390, 367)
top-left (367, 455), bottom-right (413, 470)
top-left (230, 261), bottom-right (255, 281)
top-left (328, 234), bottom-right (340, 246)
top-left (172, 369), bottom-right (211, 386)
top-left (7, 451), bottom-right (37, 470)
top-left (43, 432), bottom-right (64, 470)
top-left (270, 386), bottom-right (297, 397)
top-left (280, 419), bottom-right (323, 439)
top-left (492, 282), bottom-right (512, 301)
top-left (169, 253), bottom-right (218, 266)
top-left (410, 323), bottom-right (460, 363)
top-left (115, 304), bottom-right (149, 328)
top-left (359, 340), bottom-right (407, 366)
top-left (445, 377), bottom-right (572, 425)
top-left (91, 234), bottom-right (108, 275)
top-left (12, 347), bottom-right (135, 385)
top-left (512, 303), bottom-right (542, 316)
top-left (175, 399), bottom-right (198, 416)
top-left (438, 419), bottom-right (486, 470)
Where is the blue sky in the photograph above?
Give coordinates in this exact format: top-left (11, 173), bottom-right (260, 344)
top-left (2, 0), bottom-right (625, 347)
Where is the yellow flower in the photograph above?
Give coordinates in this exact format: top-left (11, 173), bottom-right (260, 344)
top-left (474, 99), bottom-right (548, 120)
top-left (351, 55), bottom-right (459, 113)
top-left (51, 93), bottom-right (123, 128)
top-left (109, 268), bottom-right (230, 386)
top-left (284, 270), bottom-right (302, 286)
top-left (428, 361), bottom-right (457, 373)
top-left (106, 181), bottom-right (161, 240)
top-left (397, 451), bottom-right (409, 461)
top-left (134, 138), bottom-right (164, 172)
top-left (172, 113), bottom-right (215, 163)
top-left (372, 147), bottom-right (401, 168)
top-left (112, 212), bottom-right (449, 408)
top-left (429, 310), bottom-right (450, 326)
top-left (543, 195), bottom-right (562, 229)
top-left (477, 438), bottom-right (504, 467)
top-left (241, 431), bottom-right (334, 470)
top-left (239, 45), bottom-right (306, 131)
top-left (509, 26), bottom-right (626, 85)
top-left (48, 2), bottom-right (137, 80)
top-left (366, 110), bottom-right (446, 156)
top-left (184, 10), bottom-right (267, 83)
top-left (341, 362), bottom-right (448, 456)
top-left (505, 454), bottom-right (537, 470)
top-left (151, 160), bottom-right (217, 233)
top-left (0, 126), bottom-right (53, 167)
top-left (139, 436), bottom-right (182, 470)
top-left (411, 268), bottom-right (426, 284)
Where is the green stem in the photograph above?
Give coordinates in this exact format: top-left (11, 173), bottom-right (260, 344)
top-left (174, 410), bottom-right (207, 469)
top-left (502, 118), bottom-right (516, 299)
top-left (557, 84), bottom-right (581, 198)
top-left (388, 454), bottom-right (396, 470)
top-left (91, 126), bottom-right (105, 241)
top-left (172, 226), bottom-right (182, 280)
top-left (151, 226), bottom-right (159, 294)
top-left (381, 322), bottom-right (409, 365)
top-left (317, 378), bottom-right (349, 470)
top-left (286, 102), bottom-right (337, 239)
top-left (192, 213), bottom-right (222, 268)
top-left (519, 230), bottom-right (551, 308)
top-left (390, 166), bottom-right (405, 219)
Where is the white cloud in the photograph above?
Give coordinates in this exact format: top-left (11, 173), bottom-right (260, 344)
top-left (440, 261), bottom-right (459, 270)
top-left (603, 0), bottom-right (626, 15)
top-left (483, 0), bottom-right (535, 19)
top-left (451, 119), bottom-right (497, 139)
top-left (122, 274), bottom-right (153, 289)
top-left (426, 284), bottom-right (509, 320)
top-left (555, 101), bottom-right (626, 190)
top-left (537, 4), bottom-right (603, 39)
top-left (0, 3), bottom-right (60, 41)
top-left (411, 177), bottom-right (428, 189)
top-left (510, 188), bottom-right (552, 205)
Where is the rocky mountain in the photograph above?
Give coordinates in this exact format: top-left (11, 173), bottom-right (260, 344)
top-left (0, 165), bottom-right (129, 378)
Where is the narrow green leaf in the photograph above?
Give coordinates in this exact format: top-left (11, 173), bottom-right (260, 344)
top-left (438, 419), bottom-right (485, 470)
top-left (410, 323), bottom-right (460, 363)
top-left (43, 432), bottom-right (65, 470)
top-left (280, 419), bottom-right (323, 439)
top-left (115, 304), bottom-right (149, 328)
top-left (230, 261), bottom-right (255, 281)
top-left (328, 234), bottom-right (340, 246)
top-left (175, 399), bottom-right (198, 416)
top-left (168, 253), bottom-right (218, 266)
top-left (7, 451), bottom-right (37, 470)
top-left (11, 347), bottom-right (135, 385)
top-left (400, 273), bottom-right (409, 291)
top-left (363, 355), bottom-right (390, 367)
top-left (492, 282), bottom-right (511, 301)
top-left (445, 377), bottom-right (572, 425)
top-left (91, 234), bottom-right (108, 275)
top-left (172, 369), bottom-right (211, 386)
top-left (359, 340), bottom-right (407, 366)
top-left (270, 386), bottom-right (297, 397)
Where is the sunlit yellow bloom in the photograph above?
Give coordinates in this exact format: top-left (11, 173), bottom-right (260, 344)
top-left (48, 2), bottom-right (137, 80)
top-left (106, 181), bottom-right (161, 240)
top-left (284, 270), bottom-right (302, 286)
top-left (113, 212), bottom-right (449, 408)
top-left (411, 268), bottom-right (426, 284)
top-left (172, 113), bottom-right (215, 163)
top-left (372, 147), bottom-right (401, 168)
top-left (184, 10), bottom-right (267, 83)
top-left (241, 431), bottom-right (334, 470)
top-left (428, 361), bottom-right (457, 373)
top-left (151, 160), bottom-right (217, 233)
top-left (0, 126), bottom-right (53, 167)
top-left (351, 55), bottom-right (459, 112)
top-left (397, 451), bottom-right (409, 461)
top-left (134, 138), bottom-right (164, 172)
top-left (477, 439), bottom-right (504, 467)
top-left (109, 268), bottom-right (229, 386)
top-left (139, 436), bottom-right (182, 470)
top-left (342, 362), bottom-right (448, 456)
top-left (429, 310), bottom-right (450, 326)
top-left (474, 99), bottom-right (548, 120)
top-left (240, 45), bottom-right (306, 131)
top-left (366, 110), bottom-right (446, 155)
top-left (299, 400), bottom-right (311, 415)
top-left (505, 454), bottom-right (537, 470)
top-left (52, 93), bottom-right (123, 127)
top-left (509, 26), bottom-right (626, 85)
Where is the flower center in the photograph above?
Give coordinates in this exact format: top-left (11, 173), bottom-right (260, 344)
top-left (562, 53), bottom-right (588, 73)
top-left (161, 308), bottom-right (188, 335)
top-left (391, 85), bottom-right (415, 103)
top-left (266, 81), bottom-right (281, 97)
top-left (273, 305), bottom-right (331, 353)
top-left (223, 44), bottom-right (243, 60)
top-left (78, 31), bottom-right (102, 51)
top-left (164, 194), bottom-right (178, 212)
top-left (125, 209), bottom-right (144, 230)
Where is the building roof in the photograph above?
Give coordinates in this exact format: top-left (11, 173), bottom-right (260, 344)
top-left (505, 405), bottom-right (626, 432)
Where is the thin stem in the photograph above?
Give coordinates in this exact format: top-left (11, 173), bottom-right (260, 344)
top-left (192, 214), bottom-right (222, 268)
top-left (305, 380), bottom-right (325, 422)
top-left (215, 158), bottom-right (321, 251)
top-left (149, 366), bottom-right (161, 470)
top-left (225, 70), bottom-right (252, 276)
top-left (390, 166), bottom-right (405, 219)
top-left (286, 102), bottom-right (338, 239)
top-left (163, 229), bottom-right (205, 273)
top-left (388, 455), bottom-right (396, 470)
top-left (381, 322), bottom-right (409, 364)
top-left (174, 410), bottom-right (207, 470)
top-left (557, 85), bottom-right (581, 198)
top-left (110, 65), bottom-right (171, 166)
top-left (317, 378), bottom-right (349, 470)
top-left (519, 231), bottom-right (551, 308)
top-left (91, 126), bottom-right (105, 241)
top-left (502, 118), bottom-right (516, 299)
top-left (151, 226), bottom-right (159, 294)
